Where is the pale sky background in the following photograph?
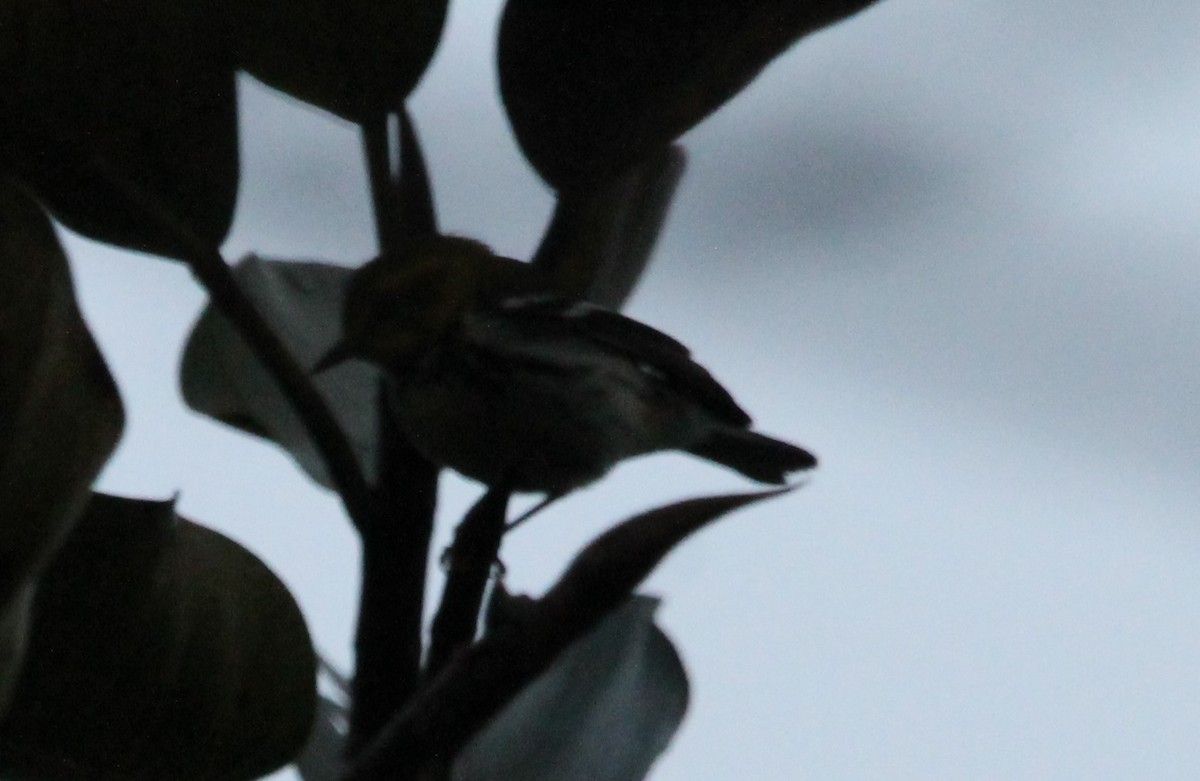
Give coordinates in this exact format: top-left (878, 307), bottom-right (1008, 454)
top-left (68, 1), bottom-right (1200, 778)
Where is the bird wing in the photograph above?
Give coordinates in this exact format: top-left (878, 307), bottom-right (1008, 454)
top-left (487, 295), bottom-right (752, 427)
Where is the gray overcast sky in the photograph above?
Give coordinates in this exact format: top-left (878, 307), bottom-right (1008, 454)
top-left (70, 1), bottom-right (1200, 778)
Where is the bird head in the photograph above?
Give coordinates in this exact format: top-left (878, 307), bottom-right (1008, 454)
top-left (314, 235), bottom-right (543, 373)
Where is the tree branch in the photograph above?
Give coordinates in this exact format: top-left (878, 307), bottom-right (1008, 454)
top-left (344, 383), bottom-right (439, 757)
top-left (424, 486), bottom-right (511, 681)
top-left (343, 104), bottom-right (449, 760)
top-left (74, 153), bottom-right (378, 530)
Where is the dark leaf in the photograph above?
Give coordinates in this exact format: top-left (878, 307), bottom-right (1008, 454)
top-left (180, 256), bottom-right (380, 488)
top-left (343, 490), bottom-right (790, 780)
top-left (295, 694), bottom-right (349, 781)
top-left (543, 489), bottom-right (794, 623)
top-left (499, 0), bottom-right (882, 189)
top-left (0, 0), bottom-right (238, 258)
top-left (533, 145), bottom-right (686, 310)
top-left (0, 494), bottom-right (316, 780)
top-left (0, 179), bottom-right (124, 714)
top-left (0, 587), bottom-right (33, 721)
top-left (454, 596), bottom-right (688, 781)
top-left (227, 0), bottom-right (449, 121)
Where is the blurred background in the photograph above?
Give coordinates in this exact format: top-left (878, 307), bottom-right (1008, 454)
top-left (68, 0), bottom-right (1200, 778)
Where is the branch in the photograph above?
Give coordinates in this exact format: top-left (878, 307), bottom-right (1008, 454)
top-left (343, 105), bottom-right (445, 758)
top-left (76, 153), bottom-right (378, 530)
top-left (424, 486), bottom-right (511, 680)
top-left (344, 382), bottom-right (439, 757)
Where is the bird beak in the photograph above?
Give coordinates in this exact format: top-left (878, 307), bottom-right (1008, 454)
top-left (312, 340), bottom-right (354, 374)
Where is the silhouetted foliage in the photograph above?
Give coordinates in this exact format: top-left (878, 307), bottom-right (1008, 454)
top-left (0, 1), bottom-right (879, 778)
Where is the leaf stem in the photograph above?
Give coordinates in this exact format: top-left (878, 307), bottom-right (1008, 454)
top-left (360, 113), bottom-right (401, 256)
top-left (85, 155), bottom-right (378, 531)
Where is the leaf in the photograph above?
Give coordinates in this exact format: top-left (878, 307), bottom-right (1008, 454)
top-left (300, 599), bottom-right (686, 781)
top-left (454, 596), bottom-right (688, 781)
top-left (0, 587), bottom-right (34, 720)
top-left (543, 489), bottom-right (796, 624)
top-left (532, 145), bottom-right (686, 310)
top-left (498, 0), bottom-right (882, 189)
top-left (0, 494), bottom-right (317, 780)
top-left (294, 695), bottom-right (349, 781)
top-left (180, 256), bottom-right (380, 488)
top-left (0, 179), bottom-right (124, 716)
top-left (0, 0), bottom-right (239, 258)
top-left (227, 0), bottom-right (449, 121)
top-left (342, 491), bottom-right (793, 781)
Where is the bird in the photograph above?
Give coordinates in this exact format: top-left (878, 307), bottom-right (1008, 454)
top-left (314, 234), bottom-right (816, 501)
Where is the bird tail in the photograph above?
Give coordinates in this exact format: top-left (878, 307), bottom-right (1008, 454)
top-left (686, 429), bottom-right (817, 484)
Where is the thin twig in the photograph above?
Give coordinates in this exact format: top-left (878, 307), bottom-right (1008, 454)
top-left (80, 154), bottom-right (378, 530)
top-left (424, 486), bottom-right (511, 681)
top-left (361, 112), bottom-right (401, 255)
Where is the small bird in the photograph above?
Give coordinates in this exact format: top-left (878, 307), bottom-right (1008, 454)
top-left (315, 235), bottom-right (816, 499)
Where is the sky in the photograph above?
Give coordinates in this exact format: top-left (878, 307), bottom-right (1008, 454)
top-left (67, 0), bottom-right (1200, 779)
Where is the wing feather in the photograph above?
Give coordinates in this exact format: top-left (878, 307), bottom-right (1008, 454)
top-left (488, 296), bottom-right (752, 426)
